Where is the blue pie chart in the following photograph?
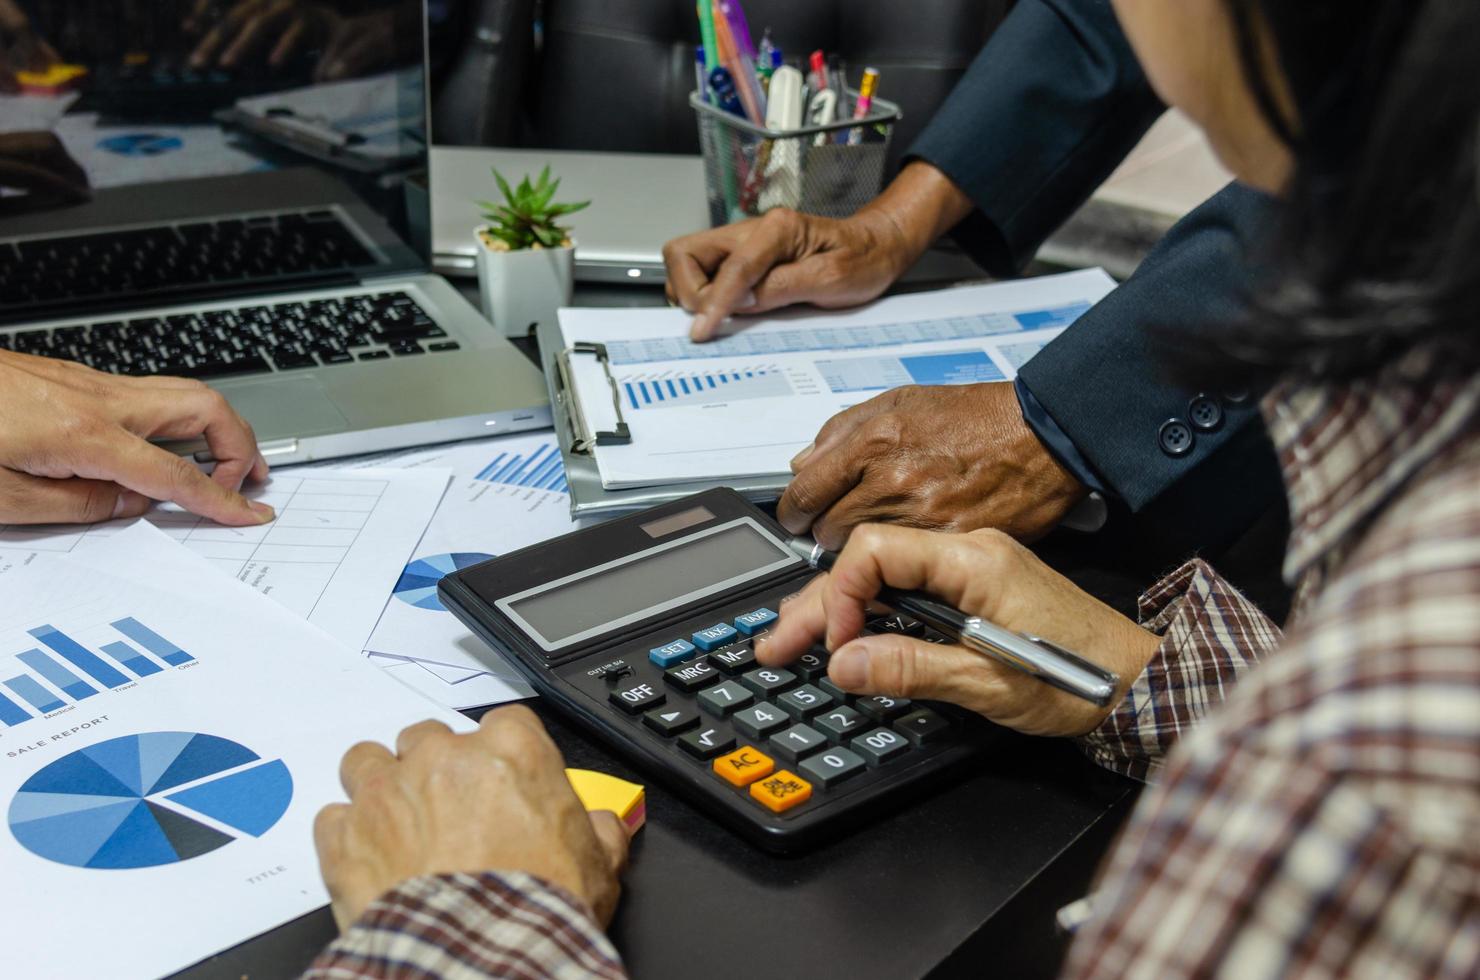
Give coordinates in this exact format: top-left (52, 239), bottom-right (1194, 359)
top-left (8, 732), bottom-right (293, 870)
top-left (393, 552), bottom-right (495, 611)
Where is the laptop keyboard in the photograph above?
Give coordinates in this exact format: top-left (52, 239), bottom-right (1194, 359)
top-left (0, 212), bottom-right (376, 311)
top-left (0, 292), bottom-right (461, 380)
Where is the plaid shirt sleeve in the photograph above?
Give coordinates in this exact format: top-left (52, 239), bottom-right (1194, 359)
top-left (304, 872), bottom-right (627, 980)
top-left (1076, 559), bottom-right (1281, 782)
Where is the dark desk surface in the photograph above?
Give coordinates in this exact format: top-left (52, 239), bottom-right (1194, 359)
top-left (179, 280), bottom-right (1213, 980)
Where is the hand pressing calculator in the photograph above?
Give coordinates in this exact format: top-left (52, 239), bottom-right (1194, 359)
top-left (440, 489), bottom-right (998, 852)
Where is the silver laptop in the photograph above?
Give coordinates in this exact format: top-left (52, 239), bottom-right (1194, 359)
top-left (0, 2), bottom-right (548, 468)
top-left (430, 147), bottom-right (708, 284)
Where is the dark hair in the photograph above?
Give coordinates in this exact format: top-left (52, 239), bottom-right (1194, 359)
top-left (1207, 0), bottom-right (1480, 381)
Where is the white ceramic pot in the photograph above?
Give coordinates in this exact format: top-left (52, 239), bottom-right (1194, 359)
top-left (474, 228), bottom-right (575, 339)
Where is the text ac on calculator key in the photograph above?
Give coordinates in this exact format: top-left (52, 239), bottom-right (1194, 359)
top-left (608, 681), bottom-right (665, 714)
top-left (663, 658), bottom-right (721, 693)
top-left (678, 726), bottom-right (735, 760)
top-left (713, 746), bottom-right (775, 788)
top-left (643, 705), bottom-right (699, 736)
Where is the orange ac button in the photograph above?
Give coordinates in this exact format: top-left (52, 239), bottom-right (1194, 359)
top-left (750, 770), bottom-right (813, 813)
top-left (713, 746), bottom-right (774, 787)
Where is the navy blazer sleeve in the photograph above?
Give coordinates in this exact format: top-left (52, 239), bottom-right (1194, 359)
top-left (906, 0), bottom-right (1283, 553)
top-left (908, 0), bottom-right (1165, 275)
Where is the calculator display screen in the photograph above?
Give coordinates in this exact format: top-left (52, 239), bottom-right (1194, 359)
top-left (501, 520), bottom-right (797, 651)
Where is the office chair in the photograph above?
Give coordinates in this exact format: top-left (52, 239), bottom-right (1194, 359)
top-left (434, 0), bottom-right (1011, 173)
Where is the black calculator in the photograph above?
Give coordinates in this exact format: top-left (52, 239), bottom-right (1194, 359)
top-left (440, 489), bottom-right (998, 852)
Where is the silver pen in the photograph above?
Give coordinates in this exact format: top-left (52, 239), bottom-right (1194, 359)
top-left (786, 538), bottom-right (1120, 707)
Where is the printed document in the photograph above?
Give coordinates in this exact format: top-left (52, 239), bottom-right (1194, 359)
top-left (0, 523), bottom-right (467, 979)
top-left (559, 269), bottom-right (1116, 488)
top-left (0, 468), bottom-right (448, 653)
top-left (291, 432), bottom-right (584, 709)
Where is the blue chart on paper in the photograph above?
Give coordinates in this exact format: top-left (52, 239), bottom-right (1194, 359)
top-left (623, 368), bottom-right (792, 410)
top-left (474, 442), bottom-right (567, 494)
top-left (9, 732), bottom-right (293, 870)
top-left (394, 553), bottom-right (496, 611)
top-left (97, 134), bottom-right (184, 157)
top-left (600, 303), bottom-right (1091, 365)
top-left (816, 349), bottom-right (1005, 394)
top-left (0, 618), bottom-right (197, 731)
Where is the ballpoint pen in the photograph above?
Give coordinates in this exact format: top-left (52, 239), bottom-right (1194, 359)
top-left (786, 537), bottom-right (1120, 707)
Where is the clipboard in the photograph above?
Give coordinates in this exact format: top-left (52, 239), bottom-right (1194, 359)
top-left (536, 320), bottom-right (787, 519)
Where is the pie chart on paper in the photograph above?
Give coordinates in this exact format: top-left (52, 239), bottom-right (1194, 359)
top-left (8, 731), bottom-right (293, 870)
top-left (393, 553), bottom-right (496, 611)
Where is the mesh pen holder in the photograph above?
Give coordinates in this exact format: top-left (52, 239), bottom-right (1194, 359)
top-left (691, 91), bottom-right (902, 226)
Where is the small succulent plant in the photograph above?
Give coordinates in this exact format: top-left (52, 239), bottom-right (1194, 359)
top-left (477, 166), bottom-right (589, 251)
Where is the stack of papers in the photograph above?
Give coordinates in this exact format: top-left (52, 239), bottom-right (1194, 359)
top-left (0, 523), bottom-right (471, 978)
top-left (558, 268), bottom-right (1116, 489)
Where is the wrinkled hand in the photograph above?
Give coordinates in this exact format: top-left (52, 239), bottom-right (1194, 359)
top-left (758, 526), bottom-right (1160, 736)
top-left (0, 132), bottom-right (90, 211)
top-left (315, 707), bottom-right (630, 932)
top-left (662, 207), bottom-right (913, 341)
top-left (0, 350), bottom-right (272, 525)
top-left (188, 0), bottom-right (392, 82)
top-left (778, 382), bottom-right (1085, 549)
top-left (0, 0), bottom-right (59, 94)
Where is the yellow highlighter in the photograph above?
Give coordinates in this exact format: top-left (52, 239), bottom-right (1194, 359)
top-left (566, 768), bottom-right (646, 835)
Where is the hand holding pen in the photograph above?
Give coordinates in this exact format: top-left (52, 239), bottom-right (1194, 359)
top-left (756, 525), bottom-right (1163, 738)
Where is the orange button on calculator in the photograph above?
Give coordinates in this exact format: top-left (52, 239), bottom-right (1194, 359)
top-left (713, 746), bottom-right (775, 787)
top-left (749, 770), bottom-right (813, 813)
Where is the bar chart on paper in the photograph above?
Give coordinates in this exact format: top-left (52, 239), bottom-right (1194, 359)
top-left (0, 617), bottom-right (196, 729)
top-left (815, 349), bottom-right (1006, 394)
top-left (620, 367), bottom-right (793, 410)
top-left (474, 440), bottom-right (568, 494)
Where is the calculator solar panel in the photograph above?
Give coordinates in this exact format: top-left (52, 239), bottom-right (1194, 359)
top-left (439, 489), bottom-right (997, 852)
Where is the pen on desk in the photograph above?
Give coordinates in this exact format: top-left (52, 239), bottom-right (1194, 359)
top-left (785, 538), bottom-right (1120, 707)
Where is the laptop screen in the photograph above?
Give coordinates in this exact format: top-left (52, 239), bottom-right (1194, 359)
top-left (0, 0), bottom-right (431, 323)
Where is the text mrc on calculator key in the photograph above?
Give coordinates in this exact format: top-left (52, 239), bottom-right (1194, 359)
top-left (664, 658), bottom-right (722, 693)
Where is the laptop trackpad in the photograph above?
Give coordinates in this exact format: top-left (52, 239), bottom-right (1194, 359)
top-left (221, 377), bottom-right (349, 440)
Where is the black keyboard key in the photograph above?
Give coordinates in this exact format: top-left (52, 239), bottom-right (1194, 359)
top-left (391, 344), bottom-right (424, 356)
top-left (740, 667), bottom-right (797, 698)
top-left (799, 747), bottom-right (867, 788)
top-left (270, 351), bottom-right (317, 370)
top-left (319, 351), bottom-right (354, 365)
top-left (794, 648), bottom-right (829, 680)
top-left (710, 646), bottom-right (756, 675)
top-left (894, 708), bottom-right (953, 746)
top-left (850, 728), bottom-right (911, 766)
top-left (679, 725), bottom-right (734, 761)
top-left (777, 684), bottom-right (832, 720)
top-left (664, 659), bottom-right (722, 693)
top-left (697, 681), bottom-right (753, 717)
top-left (770, 724), bottom-right (828, 764)
top-left (814, 705), bottom-right (866, 743)
top-left (856, 695), bottom-right (912, 723)
top-left (608, 680), bottom-right (664, 715)
top-left (358, 350), bottom-right (391, 361)
top-left (643, 705), bottom-right (699, 737)
top-left (732, 702), bottom-right (789, 740)
top-left (429, 341), bottom-right (461, 352)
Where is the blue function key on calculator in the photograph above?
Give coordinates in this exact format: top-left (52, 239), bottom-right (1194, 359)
top-left (650, 638), bottom-right (698, 668)
top-left (692, 623), bottom-right (740, 651)
top-left (733, 608), bottom-right (778, 635)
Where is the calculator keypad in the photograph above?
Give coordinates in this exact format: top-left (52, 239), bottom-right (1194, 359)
top-left (562, 596), bottom-right (976, 833)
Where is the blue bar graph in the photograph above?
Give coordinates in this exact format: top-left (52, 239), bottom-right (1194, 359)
top-left (101, 641), bottom-right (164, 678)
top-left (0, 691), bottom-right (29, 727)
top-left (473, 442), bottom-right (568, 494)
top-left (29, 625), bottom-right (130, 689)
top-left (4, 675), bottom-right (64, 714)
top-left (622, 369), bottom-right (792, 410)
top-left (18, 649), bottom-right (98, 701)
top-left (110, 618), bottom-right (195, 667)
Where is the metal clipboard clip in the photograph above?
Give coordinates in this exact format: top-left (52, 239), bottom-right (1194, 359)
top-left (556, 342), bottom-right (632, 454)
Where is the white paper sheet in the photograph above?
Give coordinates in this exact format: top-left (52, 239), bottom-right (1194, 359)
top-left (0, 523), bottom-right (468, 980)
top-left (288, 432), bottom-right (586, 708)
top-left (0, 468), bottom-right (449, 653)
top-left (558, 269), bottom-right (1118, 488)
